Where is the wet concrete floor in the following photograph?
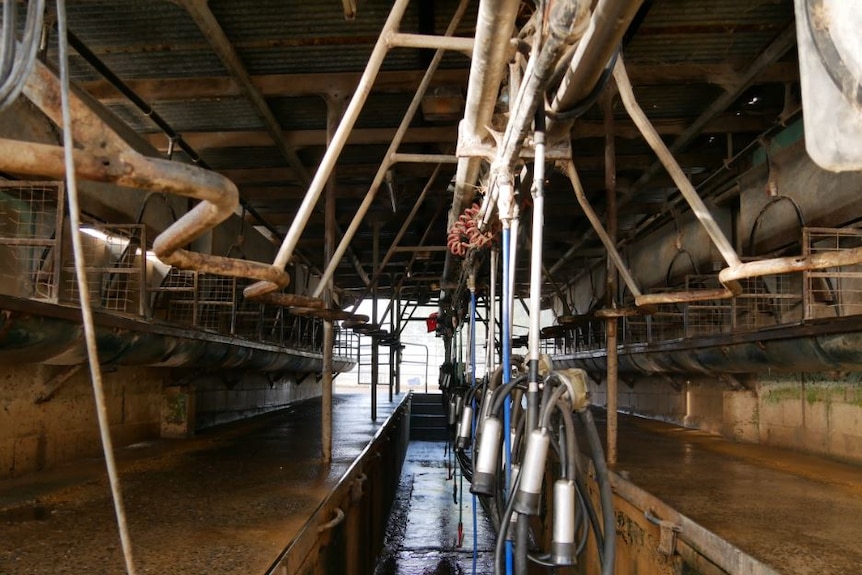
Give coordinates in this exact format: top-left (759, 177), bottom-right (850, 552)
top-left (375, 441), bottom-right (497, 575)
top-left (604, 412), bottom-right (862, 575)
top-left (376, 413), bottom-right (862, 575)
top-left (0, 391), bottom-right (403, 575)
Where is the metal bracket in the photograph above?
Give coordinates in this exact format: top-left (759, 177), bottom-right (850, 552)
top-left (645, 509), bottom-right (682, 556)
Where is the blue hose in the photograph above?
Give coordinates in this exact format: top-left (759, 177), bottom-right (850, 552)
top-left (501, 226), bottom-right (513, 575)
top-left (470, 289), bottom-right (478, 575)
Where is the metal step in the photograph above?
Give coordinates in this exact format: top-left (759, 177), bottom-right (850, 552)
top-left (409, 393), bottom-right (448, 441)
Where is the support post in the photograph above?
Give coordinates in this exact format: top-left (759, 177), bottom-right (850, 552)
top-left (371, 221), bottom-right (380, 422)
top-left (395, 288), bottom-right (402, 395)
top-left (389, 287), bottom-right (395, 403)
top-left (603, 89), bottom-right (619, 466)
top-left (322, 96), bottom-right (343, 463)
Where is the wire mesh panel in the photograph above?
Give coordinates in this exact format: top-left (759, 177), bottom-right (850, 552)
top-left (804, 227), bottom-right (862, 319)
top-left (61, 224), bottom-right (146, 315)
top-left (0, 182), bottom-right (64, 301)
top-left (233, 281), bottom-right (263, 338)
top-left (685, 275), bottom-right (733, 337)
top-left (196, 274), bottom-right (236, 332)
top-left (152, 268), bottom-right (198, 326)
top-left (734, 272), bottom-right (802, 330)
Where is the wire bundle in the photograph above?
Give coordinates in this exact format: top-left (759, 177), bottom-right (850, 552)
top-left (0, 0), bottom-right (45, 112)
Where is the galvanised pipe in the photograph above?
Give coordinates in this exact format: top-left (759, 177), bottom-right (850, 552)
top-left (614, 55), bottom-right (741, 270)
top-left (388, 32), bottom-right (474, 56)
top-left (245, 0), bottom-right (414, 301)
top-left (564, 160), bottom-right (642, 298)
top-left (307, 0), bottom-right (471, 301)
top-left (445, 0), bottom-right (521, 290)
top-left (547, 0), bottom-right (644, 140)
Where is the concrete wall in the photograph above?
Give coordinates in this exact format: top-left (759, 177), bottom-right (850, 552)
top-left (193, 371), bottom-right (322, 429)
top-left (589, 375), bottom-right (723, 433)
top-left (0, 363), bottom-right (325, 478)
top-left (588, 370), bottom-right (862, 465)
top-left (0, 364), bottom-right (162, 478)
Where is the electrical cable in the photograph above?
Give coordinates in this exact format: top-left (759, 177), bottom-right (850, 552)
top-left (55, 1), bottom-right (137, 573)
top-left (579, 409), bottom-right (616, 575)
top-left (0, 0), bottom-right (46, 112)
top-left (545, 48), bottom-right (620, 121)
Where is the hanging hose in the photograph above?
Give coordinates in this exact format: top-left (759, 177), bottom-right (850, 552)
top-left (580, 408), bottom-right (616, 575)
top-left (0, 0), bottom-right (46, 112)
top-left (56, 1), bottom-right (137, 573)
top-left (470, 288), bottom-right (479, 575)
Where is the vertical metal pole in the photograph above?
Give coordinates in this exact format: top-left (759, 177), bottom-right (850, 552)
top-left (487, 248), bottom-right (498, 373)
top-left (389, 286), bottom-right (395, 403)
top-left (603, 90), bottom-right (619, 466)
top-left (395, 287), bottom-right (402, 395)
top-left (322, 96), bottom-right (343, 463)
top-left (371, 221), bottom-right (380, 422)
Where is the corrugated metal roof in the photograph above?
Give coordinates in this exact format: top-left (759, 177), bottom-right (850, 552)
top-left (641, 0), bottom-right (793, 27)
top-left (107, 99), bottom-right (264, 133)
top-left (626, 32), bottom-right (787, 64)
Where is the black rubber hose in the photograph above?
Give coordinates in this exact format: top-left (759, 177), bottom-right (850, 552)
top-left (494, 471), bottom-right (522, 575)
top-left (579, 409), bottom-right (616, 575)
top-left (515, 513), bottom-right (529, 574)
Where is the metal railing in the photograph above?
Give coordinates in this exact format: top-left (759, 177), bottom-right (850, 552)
top-left (0, 180), bottom-right (357, 361)
top-left (548, 227), bottom-right (862, 355)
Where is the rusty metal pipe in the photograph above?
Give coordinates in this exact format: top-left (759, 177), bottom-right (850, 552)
top-left (18, 61), bottom-right (288, 288)
top-left (308, 0), bottom-right (471, 301)
top-left (390, 152), bottom-right (458, 164)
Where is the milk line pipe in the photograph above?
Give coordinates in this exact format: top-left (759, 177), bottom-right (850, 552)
top-left (56, 1), bottom-right (137, 572)
top-left (298, 0), bottom-right (470, 301)
top-left (527, 111), bottom-right (545, 437)
top-left (508, 207), bottom-right (519, 339)
top-left (487, 248), bottom-right (498, 373)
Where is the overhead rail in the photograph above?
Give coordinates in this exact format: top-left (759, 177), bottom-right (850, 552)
top-left (243, 0), bottom-right (473, 307)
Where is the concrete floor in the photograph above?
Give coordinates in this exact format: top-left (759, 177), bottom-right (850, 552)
top-left (3, 392), bottom-right (861, 575)
top-left (376, 412), bottom-right (862, 575)
top-left (0, 390), bottom-right (403, 575)
top-left (375, 441), bottom-right (497, 575)
top-left (605, 412), bottom-right (862, 575)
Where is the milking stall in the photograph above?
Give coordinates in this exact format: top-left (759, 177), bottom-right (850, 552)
top-left (0, 0), bottom-right (861, 574)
